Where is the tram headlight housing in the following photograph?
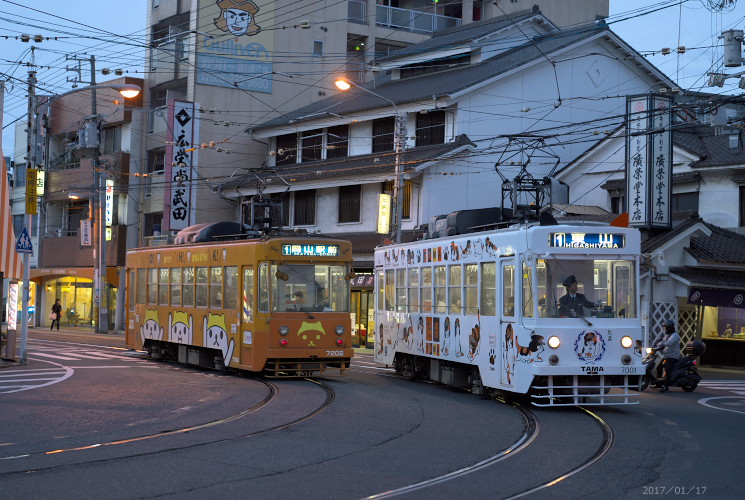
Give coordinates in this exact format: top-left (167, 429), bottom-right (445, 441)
top-left (621, 336), bottom-right (633, 348)
top-left (279, 325), bottom-right (290, 336)
top-left (335, 325), bottom-right (345, 335)
top-left (548, 336), bottom-right (561, 349)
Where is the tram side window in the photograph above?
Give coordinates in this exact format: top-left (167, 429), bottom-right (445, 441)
top-left (136, 268), bottom-right (146, 306)
top-left (376, 271), bottom-right (385, 312)
top-left (183, 267), bottom-right (195, 307)
top-left (210, 267), bottom-right (223, 309)
top-left (421, 267), bottom-right (433, 312)
top-left (480, 263), bottom-right (496, 316)
top-left (224, 266), bottom-right (238, 310)
top-left (396, 269), bottom-right (407, 312)
top-left (434, 266), bottom-right (446, 314)
top-left (147, 268), bottom-right (158, 305)
top-left (196, 267), bottom-right (208, 307)
top-left (408, 268), bottom-right (420, 313)
top-left (449, 265), bottom-right (462, 315)
top-left (503, 264), bottom-right (515, 316)
top-left (171, 268), bottom-right (182, 306)
top-left (159, 268), bottom-right (169, 305)
top-left (259, 263), bottom-right (270, 312)
top-left (465, 264), bottom-right (479, 315)
top-left (242, 267), bottom-right (254, 322)
top-left (384, 269), bottom-right (394, 311)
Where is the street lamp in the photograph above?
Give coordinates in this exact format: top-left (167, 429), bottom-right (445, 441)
top-left (334, 77), bottom-right (406, 243)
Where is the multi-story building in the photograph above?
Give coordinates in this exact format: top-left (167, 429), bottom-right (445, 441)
top-left (30, 77), bottom-right (144, 331)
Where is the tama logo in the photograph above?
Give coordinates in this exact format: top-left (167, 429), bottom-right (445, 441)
top-left (581, 366), bottom-right (604, 374)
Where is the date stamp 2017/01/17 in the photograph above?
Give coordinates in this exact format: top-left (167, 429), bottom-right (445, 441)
top-left (643, 486), bottom-right (706, 495)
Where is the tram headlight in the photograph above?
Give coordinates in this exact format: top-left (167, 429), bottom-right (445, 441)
top-left (279, 325), bottom-right (290, 336)
top-left (645, 347), bottom-right (653, 354)
top-left (621, 336), bottom-right (633, 348)
top-left (335, 325), bottom-right (345, 335)
top-left (548, 336), bottom-right (561, 349)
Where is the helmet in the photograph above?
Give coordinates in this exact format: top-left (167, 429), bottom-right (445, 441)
top-left (662, 319), bottom-right (675, 329)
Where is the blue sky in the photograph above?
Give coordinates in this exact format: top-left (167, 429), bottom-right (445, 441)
top-left (2, 0), bottom-right (745, 161)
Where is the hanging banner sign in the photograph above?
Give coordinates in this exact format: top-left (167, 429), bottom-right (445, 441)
top-left (80, 220), bottom-right (92, 246)
top-left (378, 193), bottom-right (391, 234)
top-left (625, 94), bottom-right (672, 229)
top-left (163, 100), bottom-right (199, 232)
top-left (105, 179), bottom-right (114, 226)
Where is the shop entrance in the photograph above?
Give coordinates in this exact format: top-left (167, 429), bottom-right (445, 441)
top-left (46, 276), bottom-right (94, 326)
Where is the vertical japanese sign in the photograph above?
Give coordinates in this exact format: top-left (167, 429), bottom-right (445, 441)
top-left (80, 220), bottom-right (92, 246)
top-left (25, 167), bottom-right (37, 215)
top-left (651, 96), bottom-right (672, 228)
top-left (625, 94), bottom-right (672, 229)
top-left (164, 100), bottom-right (199, 231)
top-left (105, 179), bottom-right (114, 226)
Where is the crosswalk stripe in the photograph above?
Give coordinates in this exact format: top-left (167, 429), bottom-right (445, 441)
top-left (27, 353), bottom-right (80, 360)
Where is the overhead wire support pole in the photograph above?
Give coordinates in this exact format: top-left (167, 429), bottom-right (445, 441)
top-left (21, 68), bottom-right (37, 364)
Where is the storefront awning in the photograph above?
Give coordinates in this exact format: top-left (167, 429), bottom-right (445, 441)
top-left (30, 267), bottom-right (120, 284)
top-left (671, 267), bottom-right (745, 308)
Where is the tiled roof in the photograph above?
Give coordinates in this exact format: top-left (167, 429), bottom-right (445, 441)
top-left (669, 267), bottom-right (745, 289)
top-left (252, 24), bottom-right (609, 131)
top-left (600, 172), bottom-right (699, 190)
top-left (687, 223), bottom-right (745, 264)
top-left (220, 135), bottom-right (475, 191)
top-left (672, 123), bottom-right (745, 168)
top-left (641, 217), bottom-right (705, 254)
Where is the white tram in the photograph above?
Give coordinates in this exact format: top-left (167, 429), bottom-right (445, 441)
top-left (374, 222), bottom-right (644, 406)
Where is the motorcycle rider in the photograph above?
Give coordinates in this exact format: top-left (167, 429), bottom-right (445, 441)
top-left (652, 319), bottom-right (681, 392)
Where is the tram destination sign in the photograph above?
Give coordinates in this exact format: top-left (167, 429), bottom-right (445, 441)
top-left (282, 244), bottom-right (339, 257)
top-left (549, 233), bottom-right (625, 249)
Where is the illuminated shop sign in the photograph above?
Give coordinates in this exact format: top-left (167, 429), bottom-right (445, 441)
top-left (549, 233), bottom-right (625, 249)
top-left (282, 244), bottom-right (339, 257)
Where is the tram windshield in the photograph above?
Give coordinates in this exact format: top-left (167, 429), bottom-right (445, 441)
top-left (525, 258), bottom-right (637, 319)
top-left (269, 264), bottom-right (350, 313)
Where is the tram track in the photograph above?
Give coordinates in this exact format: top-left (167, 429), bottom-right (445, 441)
top-left (0, 377), bottom-right (336, 477)
top-left (362, 399), bottom-right (615, 499)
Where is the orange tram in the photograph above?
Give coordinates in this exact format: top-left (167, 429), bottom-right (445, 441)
top-left (125, 228), bottom-right (355, 377)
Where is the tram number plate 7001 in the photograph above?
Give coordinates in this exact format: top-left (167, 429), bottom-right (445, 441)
top-left (326, 350), bottom-right (345, 357)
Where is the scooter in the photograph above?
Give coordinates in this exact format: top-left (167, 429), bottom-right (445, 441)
top-left (640, 341), bottom-right (706, 393)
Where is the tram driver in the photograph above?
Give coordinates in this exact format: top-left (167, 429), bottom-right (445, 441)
top-left (558, 275), bottom-right (601, 317)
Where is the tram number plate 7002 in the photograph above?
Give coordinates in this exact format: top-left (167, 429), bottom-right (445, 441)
top-left (326, 350), bottom-right (345, 357)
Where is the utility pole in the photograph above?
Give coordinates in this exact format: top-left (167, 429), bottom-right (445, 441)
top-left (21, 68), bottom-right (37, 364)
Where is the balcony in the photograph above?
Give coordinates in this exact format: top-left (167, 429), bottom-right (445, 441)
top-left (348, 1), bottom-right (461, 33)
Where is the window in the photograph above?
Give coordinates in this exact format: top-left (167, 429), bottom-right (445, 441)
top-left (480, 263), bottom-right (496, 316)
top-left (376, 271), bottom-right (385, 312)
top-left (385, 270), bottom-right (395, 311)
top-left (396, 268), bottom-right (407, 311)
top-left (242, 267), bottom-right (254, 322)
top-left (183, 267), bottom-right (194, 307)
top-left (327, 125), bottom-right (349, 159)
top-left (225, 266), bottom-right (238, 310)
top-left (383, 180), bottom-right (412, 219)
top-left (158, 268), bottom-right (169, 305)
top-left (102, 126), bottom-right (122, 154)
top-left (434, 266), bottom-right (446, 314)
top-left (136, 269), bottom-right (146, 306)
top-left (522, 262), bottom-right (534, 318)
top-left (196, 267), bottom-right (208, 307)
top-left (465, 264), bottom-right (478, 315)
top-left (293, 189), bottom-right (316, 225)
top-left (259, 263), bottom-right (269, 312)
top-left (147, 268), bottom-right (158, 305)
top-left (170, 268), bottom-right (182, 306)
top-left (301, 129), bottom-right (323, 162)
top-left (502, 264), bottom-right (515, 317)
top-left (449, 265), bottom-right (462, 314)
top-left (210, 267), bottom-right (223, 308)
top-left (408, 268), bottom-right (420, 313)
top-left (372, 117), bottom-right (395, 153)
top-left (415, 111), bottom-right (446, 146)
top-left (421, 267), bottom-right (433, 312)
top-left (610, 194), bottom-right (625, 215)
top-left (672, 192), bottom-right (698, 213)
top-left (313, 40), bottom-right (324, 56)
top-left (339, 184), bottom-right (361, 223)
top-left (275, 134), bottom-right (297, 165)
